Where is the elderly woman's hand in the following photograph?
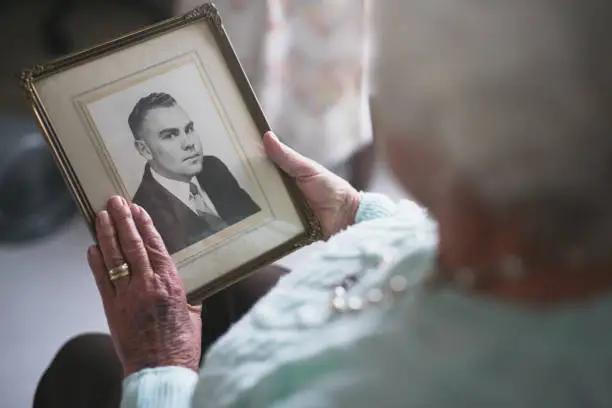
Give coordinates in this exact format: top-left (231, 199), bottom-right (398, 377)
top-left (264, 131), bottom-right (361, 238)
top-left (87, 196), bottom-right (201, 377)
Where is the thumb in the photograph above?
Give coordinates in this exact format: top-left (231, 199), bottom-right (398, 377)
top-left (263, 131), bottom-right (319, 178)
top-left (187, 303), bottom-right (202, 315)
top-left (188, 304), bottom-right (202, 329)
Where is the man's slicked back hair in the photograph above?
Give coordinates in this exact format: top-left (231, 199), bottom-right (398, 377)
top-left (128, 92), bottom-right (177, 140)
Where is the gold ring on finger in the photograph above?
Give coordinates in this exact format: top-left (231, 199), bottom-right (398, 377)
top-left (108, 262), bottom-right (130, 281)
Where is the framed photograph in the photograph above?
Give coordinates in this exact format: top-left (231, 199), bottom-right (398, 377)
top-left (20, 3), bottom-right (322, 303)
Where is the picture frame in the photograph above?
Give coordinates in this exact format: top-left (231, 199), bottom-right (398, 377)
top-left (20, 2), bottom-right (323, 304)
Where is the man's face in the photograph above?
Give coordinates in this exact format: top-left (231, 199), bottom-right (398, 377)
top-left (135, 105), bottom-right (204, 181)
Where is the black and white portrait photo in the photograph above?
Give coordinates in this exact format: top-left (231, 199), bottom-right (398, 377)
top-left (85, 60), bottom-right (263, 255)
top-left (29, 16), bottom-right (316, 297)
top-left (128, 92), bottom-right (260, 254)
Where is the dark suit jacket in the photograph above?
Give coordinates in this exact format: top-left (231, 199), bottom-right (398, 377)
top-left (132, 156), bottom-right (261, 254)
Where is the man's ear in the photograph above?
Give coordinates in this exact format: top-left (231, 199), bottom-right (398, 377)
top-left (134, 140), bottom-right (153, 161)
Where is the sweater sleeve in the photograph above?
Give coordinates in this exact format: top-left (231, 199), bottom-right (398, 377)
top-left (355, 192), bottom-right (398, 224)
top-left (120, 366), bottom-right (199, 408)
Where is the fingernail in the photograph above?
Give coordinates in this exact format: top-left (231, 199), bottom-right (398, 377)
top-left (133, 204), bottom-right (149, 221)
top-left (109, 196), bottom-right (128, 213)
top-left (96, 210), bottom-right (109, 226)
top-left (139, 206), bottom-right (150, 221)
top-left (130, 203), bottom-right (142, 217)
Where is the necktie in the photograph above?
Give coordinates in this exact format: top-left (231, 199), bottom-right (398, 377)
top-left (189, 182), bottom-right (228, 232)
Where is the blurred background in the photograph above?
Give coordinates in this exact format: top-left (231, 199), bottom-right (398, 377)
top-left (0, 0), bottom-right (404, 406)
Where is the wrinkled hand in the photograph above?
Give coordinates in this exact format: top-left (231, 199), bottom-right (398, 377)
top-left (87, 196), bottom-right (201, 377)
top-left (263, 132), bottom-right (361, 238)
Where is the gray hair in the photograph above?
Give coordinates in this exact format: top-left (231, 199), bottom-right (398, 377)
top-left (372, 0), bottom-right (612, 263)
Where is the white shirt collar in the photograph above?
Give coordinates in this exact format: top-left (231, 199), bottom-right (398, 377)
top-left (149, 166), bottom-right (219, 216)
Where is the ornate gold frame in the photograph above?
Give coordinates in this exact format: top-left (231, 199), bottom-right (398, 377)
top-left (20, 3), bottom-right (323, 303)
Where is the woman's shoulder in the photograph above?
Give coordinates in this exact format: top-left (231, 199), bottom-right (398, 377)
top-left (194, 203), bottom-right (438, 407)
top-left (194, 197), bottom-right (612, 407)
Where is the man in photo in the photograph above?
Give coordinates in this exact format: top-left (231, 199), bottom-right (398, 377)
top-left (129, 92), bottom-right (261, 254)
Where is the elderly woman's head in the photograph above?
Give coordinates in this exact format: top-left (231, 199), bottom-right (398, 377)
top-left (372, 0), bottom-right (612, 268)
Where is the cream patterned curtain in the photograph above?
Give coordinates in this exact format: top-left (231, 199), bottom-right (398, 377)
top-left (175, 0), bottom-right (373, 167)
